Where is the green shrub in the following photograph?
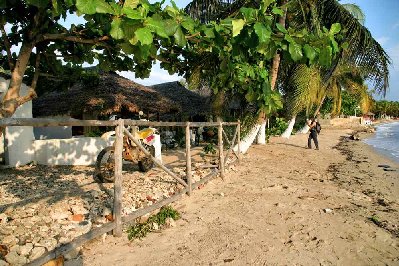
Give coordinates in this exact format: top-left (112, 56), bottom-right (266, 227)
top-left (127, 206), bottom-right (180, 240)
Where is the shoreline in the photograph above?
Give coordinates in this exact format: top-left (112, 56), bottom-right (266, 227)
top-left (362, 121), bottom-right (399, 164)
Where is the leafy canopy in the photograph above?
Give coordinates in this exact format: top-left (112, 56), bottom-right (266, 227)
top-left (1, 0), bottom-right (341, 114)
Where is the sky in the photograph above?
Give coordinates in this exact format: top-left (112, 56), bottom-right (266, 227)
top-left (340, 0), bottom-right (399, 101)
top-left (125, 0), bottom-right (399, 101)
top-left (118, 0), bottom-right (191, 86)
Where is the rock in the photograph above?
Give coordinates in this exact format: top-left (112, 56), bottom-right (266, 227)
top-left (323, 208), bottom-right (333, 214)
top-left (19, 243), bottom-right (33, 257)
top-left (0, 245), bottom-right (8, 258)
top-left (0, 213), bottom-right (8, 224)
top-left (139, 214), bottom-right (150, 224)
top-left (70, 205), bottom-right (89, 215)
top-left (37, 238), bottom-right (57, 252)
top-left (2, 236), bottom-right (18, 246)
top-left (5, 251), bottom-right (28, 265)
top-left (9, 245), bottom-right (20, 255)
top-left (219, 192), bottom-right (225, 197)
top-left (50, 210), bottom-right (71, 221)
top-left (152, 222), bottom-right (159, 230)
top-left (73, 221), bottom-right (92, 235)
top-left (29, 247), bottom-right (46, 261)
top-left (101, 207), bottom-right (112, 216)
top-left (0, 259), bottom-right (8, 266)
top-left (70, 214), bottom-right (85, 222)
top-left (165, 218), bottom-right (176, 228)
top-left (377, 164), bottom-right (390, 168)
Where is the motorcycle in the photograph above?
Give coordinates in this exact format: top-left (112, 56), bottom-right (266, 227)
top-left (95, 126), bottom-right (159, 183)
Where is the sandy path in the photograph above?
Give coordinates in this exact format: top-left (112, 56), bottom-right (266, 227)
top-left (76, 128), bottom-right (399, 265)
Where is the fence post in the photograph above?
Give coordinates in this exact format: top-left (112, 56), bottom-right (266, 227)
top-left (237, 120), bottom-right (241, 163)
top-left (113, 119), bottom-right (124, 237)
top-left (218, 121), bottom-right (225, 179)
top-left (185, 122), bottom-right (192, 195)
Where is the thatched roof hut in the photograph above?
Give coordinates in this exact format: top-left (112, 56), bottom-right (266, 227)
top-left (33, 72), bottom-right (180, 118)
top-left (151, 81), bottom-right (211, 120)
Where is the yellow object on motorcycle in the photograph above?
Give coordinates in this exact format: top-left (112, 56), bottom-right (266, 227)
top-left (135, 128), bottom-right (155, 140)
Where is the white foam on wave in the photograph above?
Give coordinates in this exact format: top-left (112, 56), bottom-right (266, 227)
top-left (364, 122), bottom-right (399, 162)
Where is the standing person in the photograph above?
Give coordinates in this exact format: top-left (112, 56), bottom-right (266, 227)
top-left (307, 118), bottom-right (319, 150)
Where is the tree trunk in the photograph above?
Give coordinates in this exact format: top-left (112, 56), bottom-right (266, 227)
top-left (281, 115), bottom-right (296, 138)
top-left (0, 41), bottom-right (35, 139)
top-left (256, 120), bottom-right (266, 144)
top-left (233, 124), bottom-right (261, 154)
top-left (257, 0), bottom-right (288, 143)
top-left (1, 41), bottom-right (35, 117)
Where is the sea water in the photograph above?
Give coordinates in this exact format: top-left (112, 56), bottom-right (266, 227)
top-left (364, 121), bottom-right (399, 163)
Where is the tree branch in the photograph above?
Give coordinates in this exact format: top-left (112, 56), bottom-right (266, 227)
top-left (29, 51), bottom-right (41, 94)
top-left (38, 33), bottom-right (110, 45)
top-left (1, 24), bottom-right (15, 70)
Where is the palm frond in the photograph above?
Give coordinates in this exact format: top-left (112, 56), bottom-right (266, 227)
top-left (314, 0), bottom-right (390, 95)
top-left (283, 64), bottom-right (322, 116)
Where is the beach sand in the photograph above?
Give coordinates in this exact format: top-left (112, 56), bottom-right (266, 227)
top-left (74, 128), bottom-right (399, 265)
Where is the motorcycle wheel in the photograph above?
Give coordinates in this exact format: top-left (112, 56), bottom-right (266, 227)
top-left (95, 146), bottom-right (115, 183)
top-left (138, 145), bottom-right (155, 172)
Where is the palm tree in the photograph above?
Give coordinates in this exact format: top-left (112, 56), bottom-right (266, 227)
top-left (279, 0), bottom-right (389, 137)
top-left (184, 0), bottom-right (390, 146)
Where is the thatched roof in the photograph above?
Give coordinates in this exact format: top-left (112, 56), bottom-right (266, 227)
top-left (151, 81), bottom-right (211, 118)
top-left (33, 72), bottom-right (180, 117)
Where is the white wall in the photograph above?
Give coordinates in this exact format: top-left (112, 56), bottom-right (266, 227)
top-left (34, 137), bottom-right (114, 165)
top-left (0, 77), bottom-right (35, 167)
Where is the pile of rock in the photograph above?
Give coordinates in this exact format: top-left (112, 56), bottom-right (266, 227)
top-left (0, 164), bottom-right (212, 265)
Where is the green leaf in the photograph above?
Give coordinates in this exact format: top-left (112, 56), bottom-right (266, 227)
top-left (204, 27), bottom-right (215, 38)
top-left (95, 0), bottom-right (114, 14)
top-left (240, 7), bottom-right (257, 22)
top-left (182, 19), bottom-right (195, 33)
top-left (257, 43), bottom-right (276, 59)
top-left (289, 42), bottom-right (303, 61)
top-left (245, 89), bottom-right (257, 102)
top-left (50, 0), bottom-right (63, 16)
top-left (284, 34), bottom-right (294, 43)
top-left (135, 27), bottom-right (153, 45)
top-left (120, 42), bottom-right (135, 54)
top-left (110, 18), bottom-right (124, 40)
top-left (122, 7), bottom-right (142, 19)
top-left (124, 0), bottom-right (139, 9)
top-left (165, 5), bottom-right (179, 18)
top-left (276, 23), bottom-right (287, 33)
top-left (174, 26), bottom-right (187, 47)
top-left (254, 23), bottom-right (271, 43)
top-left (145, 16), bottom-right (168, 38)
top-left (303, 44), bottom-right (316, 62)
top-left (232, 19), bottom-right (245, 37)
top-left (121, 19), bottom-right (140, 39)
top-left (331, 39), bottom-right (339, 53)
top-left (319, 46), bottom-right (332, 67)
top-left (26, 0), bottom-right (48, 8)
top-left (164, 19), bottom-right (179, 36)
top-left (329, 23), bottom-right (341, 35)
top-left (76, 0), bottom-right (96, 15)
top-left (272, 7), bottom-right (283, 16)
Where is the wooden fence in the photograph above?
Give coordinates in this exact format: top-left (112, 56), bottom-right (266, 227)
top-left (0, 118), bottom-right (241, 266)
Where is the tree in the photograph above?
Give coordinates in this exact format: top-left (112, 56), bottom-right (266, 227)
top-left (183, 0), bottom-right (341, 149)
top-left (279, 0), bottom-right (390, 137)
